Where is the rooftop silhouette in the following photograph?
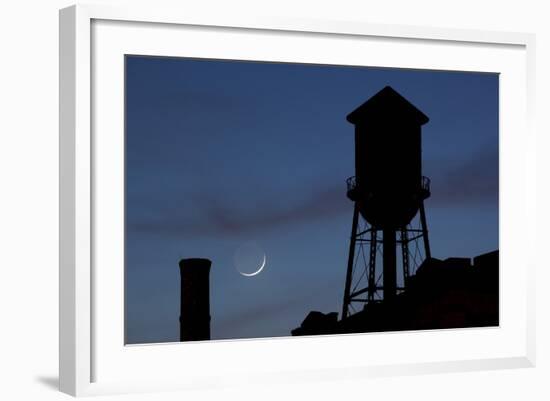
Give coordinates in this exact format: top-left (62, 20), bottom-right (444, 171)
top-left (292, 250), bottom-right (499, 336)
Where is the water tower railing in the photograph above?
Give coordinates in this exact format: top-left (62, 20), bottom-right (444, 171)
top-left (421, 176), bottom-right (431, 195)
top-left (346, 176), bottom-right (357, 193)
top-left (346, 175), bottom-right (431, 196)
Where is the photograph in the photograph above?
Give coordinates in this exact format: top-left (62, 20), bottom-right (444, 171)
top-left (124, 55), bottom-right (499, 344)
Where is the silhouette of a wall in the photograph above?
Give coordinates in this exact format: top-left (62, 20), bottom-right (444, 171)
top-left (179, 258), bottom-right (212, 341)
top-left (293, 250), bottom-right (499, 336)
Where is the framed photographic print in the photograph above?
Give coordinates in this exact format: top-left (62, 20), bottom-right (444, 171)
top-left (59, 4), bottom-right (536, 397)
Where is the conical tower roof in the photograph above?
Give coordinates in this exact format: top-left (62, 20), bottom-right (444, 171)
top-left (346, 86), bottom-right (429, 126)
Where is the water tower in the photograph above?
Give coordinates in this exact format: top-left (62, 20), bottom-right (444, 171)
top-left (341, 86), bottom-right (432, 319)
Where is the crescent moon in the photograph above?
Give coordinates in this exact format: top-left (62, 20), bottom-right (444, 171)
top-left (239, 254), bottom-right (266, 277)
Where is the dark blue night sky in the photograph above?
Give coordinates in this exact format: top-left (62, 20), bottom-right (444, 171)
top-left (125, 56), bottom-right (498, 344)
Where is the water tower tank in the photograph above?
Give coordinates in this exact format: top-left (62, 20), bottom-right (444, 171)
top-left (346, 86), bottom-right (430, 229)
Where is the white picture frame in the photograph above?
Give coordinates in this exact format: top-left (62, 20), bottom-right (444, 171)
top-left (59, 3), bottom-right (536, 397)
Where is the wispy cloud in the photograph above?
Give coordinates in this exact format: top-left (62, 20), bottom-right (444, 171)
top-left (427, 145), bottom-right (498, 207)
top-left (129, 146), bottom-right (498, 238)
top-left (130, 184), bottom-right (349, 238)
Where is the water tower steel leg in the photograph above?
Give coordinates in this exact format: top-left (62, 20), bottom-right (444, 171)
top-left (367, 229), bottom-right (377, 302)
top-left (342, 203), bottom-right (360, 319)
top-left (419, 201), bottom-right (431, 260)
top-left (400, 228), bottom-right (410, 287)
top-left (383, 228), bottom-right (397, 301)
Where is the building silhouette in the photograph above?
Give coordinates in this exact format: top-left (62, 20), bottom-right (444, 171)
top-left (292, 250), bottom-right (499, 336)
top-left (178, 258), bottom-right (212, 341)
